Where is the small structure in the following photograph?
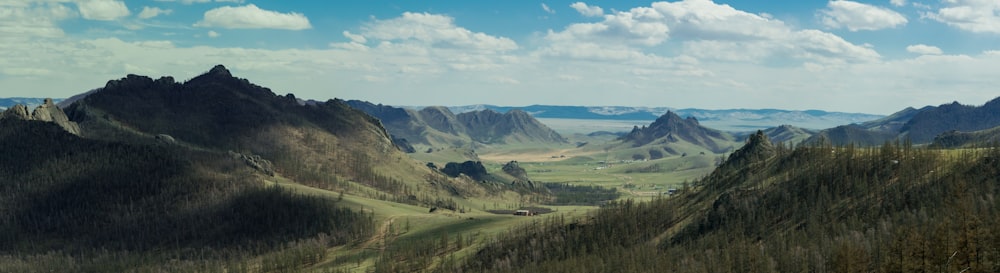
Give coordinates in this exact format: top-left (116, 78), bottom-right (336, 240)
top-left (666, 188), bottom-right (678, 195)
top-left (513, 210), bottom-right (533, 216)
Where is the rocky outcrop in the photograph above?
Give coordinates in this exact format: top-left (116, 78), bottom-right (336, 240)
top-left (721, 130), bottom-right (775, 170)
top-left (1, 98), bottom-right (81, 135)
top-left (228, 151), bottom-right (275, 177)
top-left (502, 161), bottom-right (529, 181)
top-left (441, 161), bottom-right (488, 181)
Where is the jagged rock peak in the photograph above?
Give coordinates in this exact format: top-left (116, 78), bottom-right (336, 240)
top-left (209, 64), bottom-right (232, 77)
top-left (722, 130), bottom-right (774, 168)
top-left (1, 98), bottom-right (81, 135)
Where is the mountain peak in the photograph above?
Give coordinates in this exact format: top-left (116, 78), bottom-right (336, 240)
top-left (720, 130), bottom-right (774, 169)
top-left (209, 64), bottom-right (232, 77)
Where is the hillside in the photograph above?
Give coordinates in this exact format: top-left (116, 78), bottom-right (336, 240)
top-left (809, 97), bottom-right (1000, 146)
top-left (931, 125), bottom-right (1000, 148)
top-left (0, 119), bottom-right (375, 271)
top-left (460, 130), bottom-right (1000, 273)
top-left (760, 124), bottom-right (815, 144)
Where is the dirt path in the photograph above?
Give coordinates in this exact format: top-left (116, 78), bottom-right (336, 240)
top-left (360, 216), bottom-right (399, 250)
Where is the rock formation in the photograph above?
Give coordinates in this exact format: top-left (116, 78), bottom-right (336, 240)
top-left (1, 98), bottom-right (81, 135)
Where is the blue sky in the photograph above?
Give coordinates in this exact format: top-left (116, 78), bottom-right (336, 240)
top-left (3, 0), bottom-right (1000, 114)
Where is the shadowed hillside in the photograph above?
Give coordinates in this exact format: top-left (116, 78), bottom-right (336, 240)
top-left (458, 130), bottom-right (1000, 273)
top-left (809, 97), bottom-right (1000, 146)
top-left (0, 119), bottom-right (374, 271)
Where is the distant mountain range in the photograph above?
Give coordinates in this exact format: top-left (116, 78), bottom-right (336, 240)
top-left (445, 105), bottom-right (883, 131)
top-left (346, 100), bottom-right (567, 148)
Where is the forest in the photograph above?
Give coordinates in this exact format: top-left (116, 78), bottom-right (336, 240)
top-left (0, 119), bottom-right (375, 272)
top-left (452, 133), bottom-right (1000, 273)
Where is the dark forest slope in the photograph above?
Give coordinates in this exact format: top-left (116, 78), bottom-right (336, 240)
top-left (459, 131), bottom-right (1000, 273)
top-left (0, 119), bottom-right (374, 270)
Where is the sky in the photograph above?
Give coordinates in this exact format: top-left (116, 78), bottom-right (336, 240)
top-left (2, 0), bottom-right (1000, 114)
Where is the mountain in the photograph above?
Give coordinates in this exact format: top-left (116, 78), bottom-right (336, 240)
top-left (457, 109), bottom-right (567, 144)
top-left (346, 100), bottom-right (567, 147)
top-left (900, 98), bottom-right (1000, 143)
top-left (618, 111), bottom-right (735, 154)
top-left (446, 104), bottom-right (883, 131)
top-left (808, 97), bottom-right (1000, 146)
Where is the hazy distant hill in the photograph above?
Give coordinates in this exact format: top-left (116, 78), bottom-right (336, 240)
top-left (808, 97), bottom-right (1000, 146)
top-left (446, 104), bottom-right (883, 130)
top-left (346, 100), bottom-right (567, 146)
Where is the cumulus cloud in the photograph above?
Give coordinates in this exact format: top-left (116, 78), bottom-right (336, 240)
top-left (154, 0), bottom-right (245, 4)
top-left (544, 0), bottom-right (879, 65)
top-left (360, 12), bottom-right (517, 52)
top-left (0, 2), bottom-right (75, 38)
top-left (926, 0), bottom-right (1000, 34)
top-left (138, 6), bottom-right (172, 19)
top-left (207, 30), bottom-right (220, 38)
top-left (906, 44), bottom-right (942, 55)
top-left (890, 0), bottom-right (906, 7)
top-left (76, 0), bottom-right (130, 21)
top-left (541, 3), bottom-right (554, 14)
top-left (819, 0), bottom-right (907, 31)
top-left (194, 4), bottom-right (311, 30)
top-left (570, 2), bottom-right (603, 17)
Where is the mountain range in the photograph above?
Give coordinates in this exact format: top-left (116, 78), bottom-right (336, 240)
top-left (346, 100), bottom-right (567, 149)
top-left (445, 104), bottom-right (884, 131)
top-left (806, 97), bottom-right (1000, 146)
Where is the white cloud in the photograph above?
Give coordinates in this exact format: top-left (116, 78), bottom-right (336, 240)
top-left (926, 0), bottom-right (1000, 34)
top-left (819, 0), bottom-right (907, 31)
top-left (343, 31), bottom-right (366, 44)
top-left (906, 44), bottom-right (942, 55)
top-left (890, 0), bottom-right (906, 7)
top-left (76, 0), bottom-right (130, 21)
top-left (207, 30), bottom-right (219, 38)
top-left (0, 2), bottom-right (75, 38)
top-left (138, 6), bottom-right (172, 19)
top-left (194, 4), bottom-right (311, 30)
top-left (545, 0), bottom-right (879, 65)
top-left (154, 0), bottom-right (245, 4)
top-left (570, 2), bottom-right (603, 17)
top-left (541, 3), bottom-right (554, 14)
top-left (360, 12), bottom-right (517, 52)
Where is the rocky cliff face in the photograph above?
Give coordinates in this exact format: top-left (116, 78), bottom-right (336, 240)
top-left (1, 98), bottom-right (81, 135)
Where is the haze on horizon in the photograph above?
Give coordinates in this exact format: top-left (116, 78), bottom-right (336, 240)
top-left (2, 0), bottom-right (1000, 115)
